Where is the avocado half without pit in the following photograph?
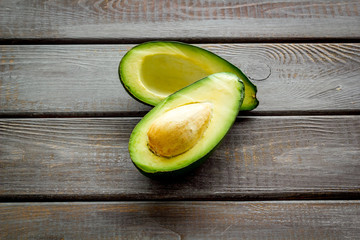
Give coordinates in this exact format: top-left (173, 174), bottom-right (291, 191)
top-left (119, 41), bottom-right (258, 111)
top-left (128, 72), bottom-right (245, 178)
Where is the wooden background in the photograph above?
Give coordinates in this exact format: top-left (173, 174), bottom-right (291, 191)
top-left (1, 0), bottom-right (359, 239)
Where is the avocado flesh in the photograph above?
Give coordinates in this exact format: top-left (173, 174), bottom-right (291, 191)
top-left (129, 72), bottom-right (244, 177)
top-left (119, 41), bottom-right (258, 111)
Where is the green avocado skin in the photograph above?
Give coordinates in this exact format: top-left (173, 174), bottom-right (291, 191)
top-left (119, 41), bottom-right (258, 111)
top-left (134, 150), bottom-right (212, 180)
top-left (130, 73), bottom-right (245, 180)
top-left (134, 130), bottom-right (228, 180)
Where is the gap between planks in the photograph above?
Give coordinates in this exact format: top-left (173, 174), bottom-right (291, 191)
top-left (1, 111), bottom-right (359, 119)
top-left (1, 38), bottom-right (360, 45)
top-left (1, 192), bottom-right (360, 203)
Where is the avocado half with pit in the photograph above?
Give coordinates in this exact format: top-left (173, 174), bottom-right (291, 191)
top-left (129, 72), bottom-right (244, 178)
top-left (119, 41), bottom-right (258, 111)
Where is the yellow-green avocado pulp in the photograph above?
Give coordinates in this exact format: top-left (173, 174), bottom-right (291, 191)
top-left (119, 41), bottom-right (258, 111)
top-left (129, 72), bottom-right (245, 178)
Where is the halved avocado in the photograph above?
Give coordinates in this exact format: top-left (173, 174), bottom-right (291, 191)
top-left (119, 41), bottom-right (258, 111)
top-left (129, 72), bottom-right (244, 178)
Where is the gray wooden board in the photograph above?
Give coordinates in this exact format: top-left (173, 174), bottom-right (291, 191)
top-left (1, 1), bottom-right (359, 238)
top-left (1, 201), bottom-right (359, 239)
top-left (1, 0), bottom-right (360, 42)
top-left (0, 116), bottom-right (359, 200)
top-left (1, 43), bottom-right (359, 116)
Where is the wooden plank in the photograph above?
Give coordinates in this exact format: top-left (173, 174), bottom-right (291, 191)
top-left (0, 0), bottom-right (359, 42)
top-left (1, 43), bottom-right (359, 116)
top-left (0, 116), bottom-right (359, 200)
top-left (1, 201), bottom-right (359, 239)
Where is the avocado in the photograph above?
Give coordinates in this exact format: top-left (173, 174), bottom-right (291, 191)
top-left (119, 41), bottom-right (258, 111)
top-left (129, 72), bottom-right (244, 178)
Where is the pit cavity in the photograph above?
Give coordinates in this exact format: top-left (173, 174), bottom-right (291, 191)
top-left (141, 54), bottom-right (210, 96)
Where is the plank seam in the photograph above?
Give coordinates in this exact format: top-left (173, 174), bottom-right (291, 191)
top-left (1, 38), bottom-right (360, 45)
top-left (1, 193), bottom-right (359, 202)
top-left (0, 110), bottom-right (359, 119)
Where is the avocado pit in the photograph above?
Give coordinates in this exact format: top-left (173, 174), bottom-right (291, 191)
top-left (147, 102), bottom-right (213, 157)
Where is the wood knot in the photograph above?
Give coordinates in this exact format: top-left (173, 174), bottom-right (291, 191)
top-left (243, 62), bottom-right (271, 81)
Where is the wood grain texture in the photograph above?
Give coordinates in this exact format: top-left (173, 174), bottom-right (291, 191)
top-left (1, 201), bottom-right (359, 239)
top-left (0, 116), bottom-right (359, 200)
top-left (0, 0), bottom-right (359, 42)
top-left (1, 43), bottom-right (359, 116)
